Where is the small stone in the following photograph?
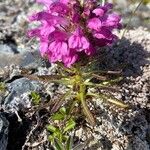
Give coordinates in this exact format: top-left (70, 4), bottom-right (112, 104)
top-left (0, 44), bottom-right (16, 54)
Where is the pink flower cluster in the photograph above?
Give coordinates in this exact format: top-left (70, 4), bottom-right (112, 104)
top-left (28, 0), bottom-right (121, 67)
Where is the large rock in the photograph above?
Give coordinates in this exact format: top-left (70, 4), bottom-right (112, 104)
top-left (3, 78), bottom-right (43, 113)
top-left (0, 113), bottom-right (9, 150)
top-left (0, 51), bottom-right (44, 69)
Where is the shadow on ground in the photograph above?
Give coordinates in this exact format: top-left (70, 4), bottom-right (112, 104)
top-left (87, 38), bottom-right (150, 150)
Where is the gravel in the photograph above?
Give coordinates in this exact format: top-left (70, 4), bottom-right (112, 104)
top-left (86, 27), bottom-right (150, 150)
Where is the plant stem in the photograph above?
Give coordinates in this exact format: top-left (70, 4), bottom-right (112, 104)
top-left (121, 0), bottom-right (143, 38)
top-left (73, 64), bottom-right (96, 126)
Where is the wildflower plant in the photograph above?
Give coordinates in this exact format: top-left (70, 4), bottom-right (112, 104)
top-left (27, 0), bottom-right (128, 149)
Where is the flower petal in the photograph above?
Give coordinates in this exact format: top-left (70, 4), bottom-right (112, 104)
top-left (87, 18), bottom-right (102, 31)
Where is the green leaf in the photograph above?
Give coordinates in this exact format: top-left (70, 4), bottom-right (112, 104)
top-left (84, 77), bottom-right (123, 88)
top-left (79, 84), bottom-right (95, 126)
top-left (62, 135), bottom-right (68, 141)
top-left (51, 90), bottom-right (71, 113)
top-left (87, 92), bottom-right (128, 108)
top-left (0, 82), bottom-right (5, 91)
top-left (102, 94), bottom-right (129, 108)
top-left (80, 91), bottom-right (95, 126)
top-left (66, 136), bottom-right (73, 150)
top-left (66, 100), bottom-right (77, 115)
top-left (30, 91), bottom-right (41, 105)
top-left (81, 99), bottom-right (96, 126)
top-left (48, 135), bottom-right (54, 143)
top-left (51, 113), bottom-right (65, 121)
top-left (101, 77), bottom-right (123, 85)
top-left (59, 107), bottom-right (66, 115)
top-left (54, 138), bottom-right (65, 150)
top-left (53, 131), bottom-right (61, 139)
top-left (47, 125), bottom-right (57, 133)
top-left (64, 119), bottom-right (75, 132)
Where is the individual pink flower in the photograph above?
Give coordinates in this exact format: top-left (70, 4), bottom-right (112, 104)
top-left (92, 3), bottom-right (113, 16)
top-left (48, 41), bottom-right (68, 62)
top-left (102, 13), bottom-right (122, 29)
top-left (87, 18), bottom-right (102, 31)
top-left (68, 28), bottom-right (90, 50)
top-left (50, 2), bottom-right (69, 15)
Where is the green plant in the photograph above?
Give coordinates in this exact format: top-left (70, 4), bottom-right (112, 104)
top-left (30, 91), bottom-right (41, 105)
top-left (47, 107), bottom-right (75, 149)
top-left (52, 136), bottom-right (73, 150)
top-left (49, 63), bottom-right (128, 126)
top-left (25, 61), bottom-right (128, 126)
top-left (23, 60), bottom-right (128, 149)
top-left (26, 0), bottom-right (129, 148)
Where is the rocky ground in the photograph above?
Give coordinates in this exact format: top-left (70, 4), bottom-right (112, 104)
top-left (108, 0), bottom-right (150, 29)
top-left (0, 0), bottom-right (150, 150)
